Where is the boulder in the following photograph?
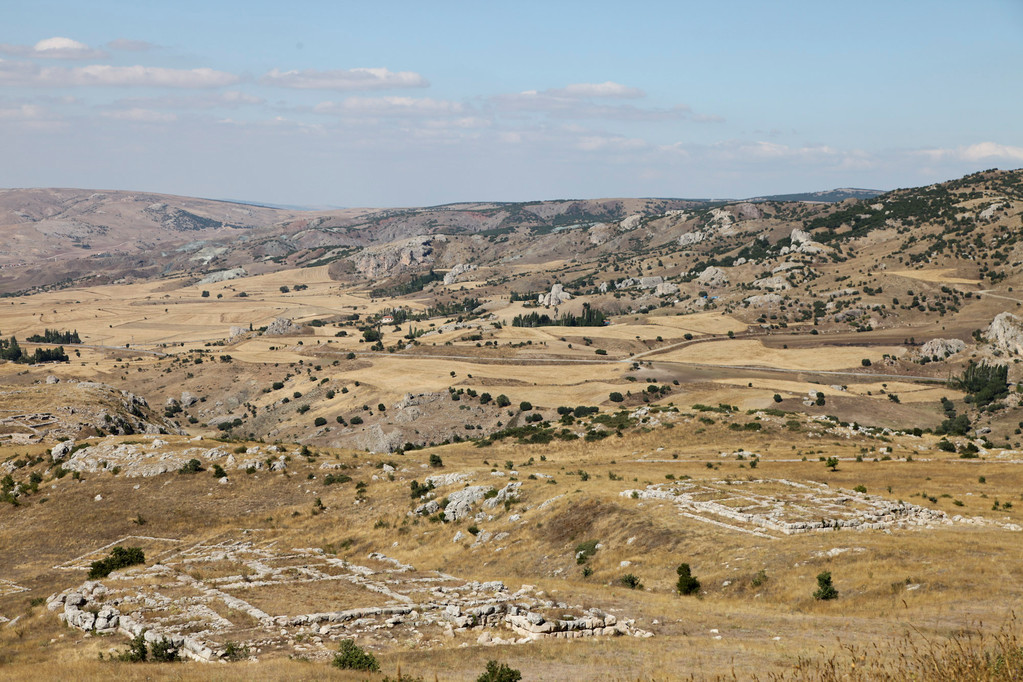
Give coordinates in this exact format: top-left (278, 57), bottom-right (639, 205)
top-left (51, 440), bottom-right (76, 462)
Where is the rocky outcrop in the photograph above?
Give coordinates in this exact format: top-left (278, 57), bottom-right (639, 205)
top-left (352, 424), bottom-right (404, 453)
top-left (198, 267), bottom-right (246, 285)
top-left (265, 317), bottom-right (299, 336)
top-left (538, 284), bottom-right (571, 308)
top-left (987, 312), bottom-right (1023, 355)
top-left (919, 338), bottom-right (967, 360)
top-left (696, 266), bottom-right (728, 288)
top-left (785, 228), bottom-right (829, 255)
top-left (355, 235), bottom-right (436, 279)
top-left (444, 485), bottom-right (491, 521)
top-left (751, 276), bottom-right (791, 291)
top-left (443, 263), bottom-right (477, 285)
top-left (619, 214), bottom-right (643, 231)
top-left (654, 282), bottom-right (679, 296)
top-left (678, 230), bottom-right (706, 247)
top-left (50, 439), bottom-right (75, 461)
top-left (744, 293), bottom-right (783, 307)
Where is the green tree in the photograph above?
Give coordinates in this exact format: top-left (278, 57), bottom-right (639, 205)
top-left (813, 571), bottom-right (838, 600)
top-left (676, 563), bottom-right (701, 595)
top-left (477, 660), bottom-right (522, 682)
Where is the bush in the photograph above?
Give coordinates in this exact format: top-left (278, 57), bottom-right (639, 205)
top-left (477, 660), bottom-right (522, 682)
top-left (178, 458), bottom-right (203, 474)
top-left (813, 571), bottom-right (838, 600)
top-left (89, 546), bottom-right (145, 579)
top-left (429, 454), bottom-right (444, 468)
top-left (861, 358), bottom-right (872, 367)
top-left (150, 637), bottom-right (179, 662)
top-left (118, 631), bottom-right (148, 662)
top-left (314, 417), bottom-right (327, 427)
top-left (496, 394), bottom-right (511, 407)
top-left (676, 563), bottom-right (701, 595)
top-left (332, 639), bottom-right (379, 671)
top-left (609, 391), bottom-right (624, 402)
top-left (350, 415), bottom-right (364, 425)
top-left (620, 573), bottom-right (643, 589)
top-left (212, 464), bottom-right (227, 479)
top-left (773, 393), bottom-right (782, 403)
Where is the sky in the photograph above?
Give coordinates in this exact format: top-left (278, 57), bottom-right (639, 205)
top-left (2, 0), bottom-right (1022, 207)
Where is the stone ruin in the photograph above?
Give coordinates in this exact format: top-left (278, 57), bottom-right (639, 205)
top-left (47, 541), bottom-right (648, 663)
top-left (620, 478), bottom-right (1018, 539)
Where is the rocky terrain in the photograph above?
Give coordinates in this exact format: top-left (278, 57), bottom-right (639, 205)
top-left (2, 169), bottom-right (1023, 679)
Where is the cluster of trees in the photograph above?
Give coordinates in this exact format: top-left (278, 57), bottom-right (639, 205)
top-left (26, 328), bottom-right (81, 344)
top-left (512, 303), bottom-right (607, 328)
top-left (953, 360), bottom-right (1008, 408)
top-left (0, 336), bottom-right (69, 363)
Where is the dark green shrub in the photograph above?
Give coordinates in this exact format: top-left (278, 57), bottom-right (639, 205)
top-left (609, 392), bottom-right (624, 402)
top-left (477, 660), bottom-right (522, 682)
top-left (332, 639), bottom-right (379, 671)
top-left (314, 417), bottom-right (327, 427)
top-left (178, 458), bottom-right (203, 474)
top-left (118, 631), bottom-right (148, 662)
top-left (212, 464), bottom-right (227, 479)
top-left (350, 415), bottom-right (364, 425)
top-left (150, 637), bottom-right (179, 662)
top-left (620, 573), bottom-right (643, 589)
top-left (814, 571), bottom-right (838, 600)
top-left (429, 454), bottom-right (443, 468)
top-left (89, 546), bottom-right (145, 579)
top-left (676, 563), bottom-right (700, 595)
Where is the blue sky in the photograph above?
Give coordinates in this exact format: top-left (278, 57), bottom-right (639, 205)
top-left (2, 0), bottom-right (1021, 206)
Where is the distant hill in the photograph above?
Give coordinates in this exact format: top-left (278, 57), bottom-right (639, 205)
top-left (746, 188), bottom-right (884, 203)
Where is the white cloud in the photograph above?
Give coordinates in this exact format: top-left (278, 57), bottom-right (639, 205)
top-left (956, 142), bottom-right (1023, 162)
top-left (0, 61), bottom-right (239, 88)
top-left (917, 142), bottom-right (1023, 163)
top-left (546, 81), bottom-right (645, 99)
top-left (261, 67), bottom-right (428, 91)
top-left (102, 107), bottom-right (177, 123)
top-left (314, 96), bottom-right (463, 116)
top-left (0, 37), bottom-right (107, 60)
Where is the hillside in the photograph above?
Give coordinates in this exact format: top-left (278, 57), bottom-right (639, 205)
top-left (2, 169), bottom-right (1023, 680)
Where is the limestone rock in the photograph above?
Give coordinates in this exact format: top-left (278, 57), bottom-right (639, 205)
top-left (538, 284), bottom-right (572, 308)
top-left (355, 235), bottom-right (435, 279)
top-left (919, 338), bottom-right (967, 360)
top-left (678, 230), bottom-right (705, 247)
top-left (696, 266), bottom-right (728, 288)
top-left (444, 485), bottom-right (490, 521)
top-left (751, 276), bottom-right (791, 291)
top-left (654, 282), bottom-right (679, 296)
top-left (987, 312), bottom-right (1023, 355)
top-left (744, 294), bottom-right (783, 307)
top-left (265, 318), bottom-right (300, 336)
top-left (51, 440), bottom-right (75, 462)
top-left (443, 263), bottom-right (477, 285)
